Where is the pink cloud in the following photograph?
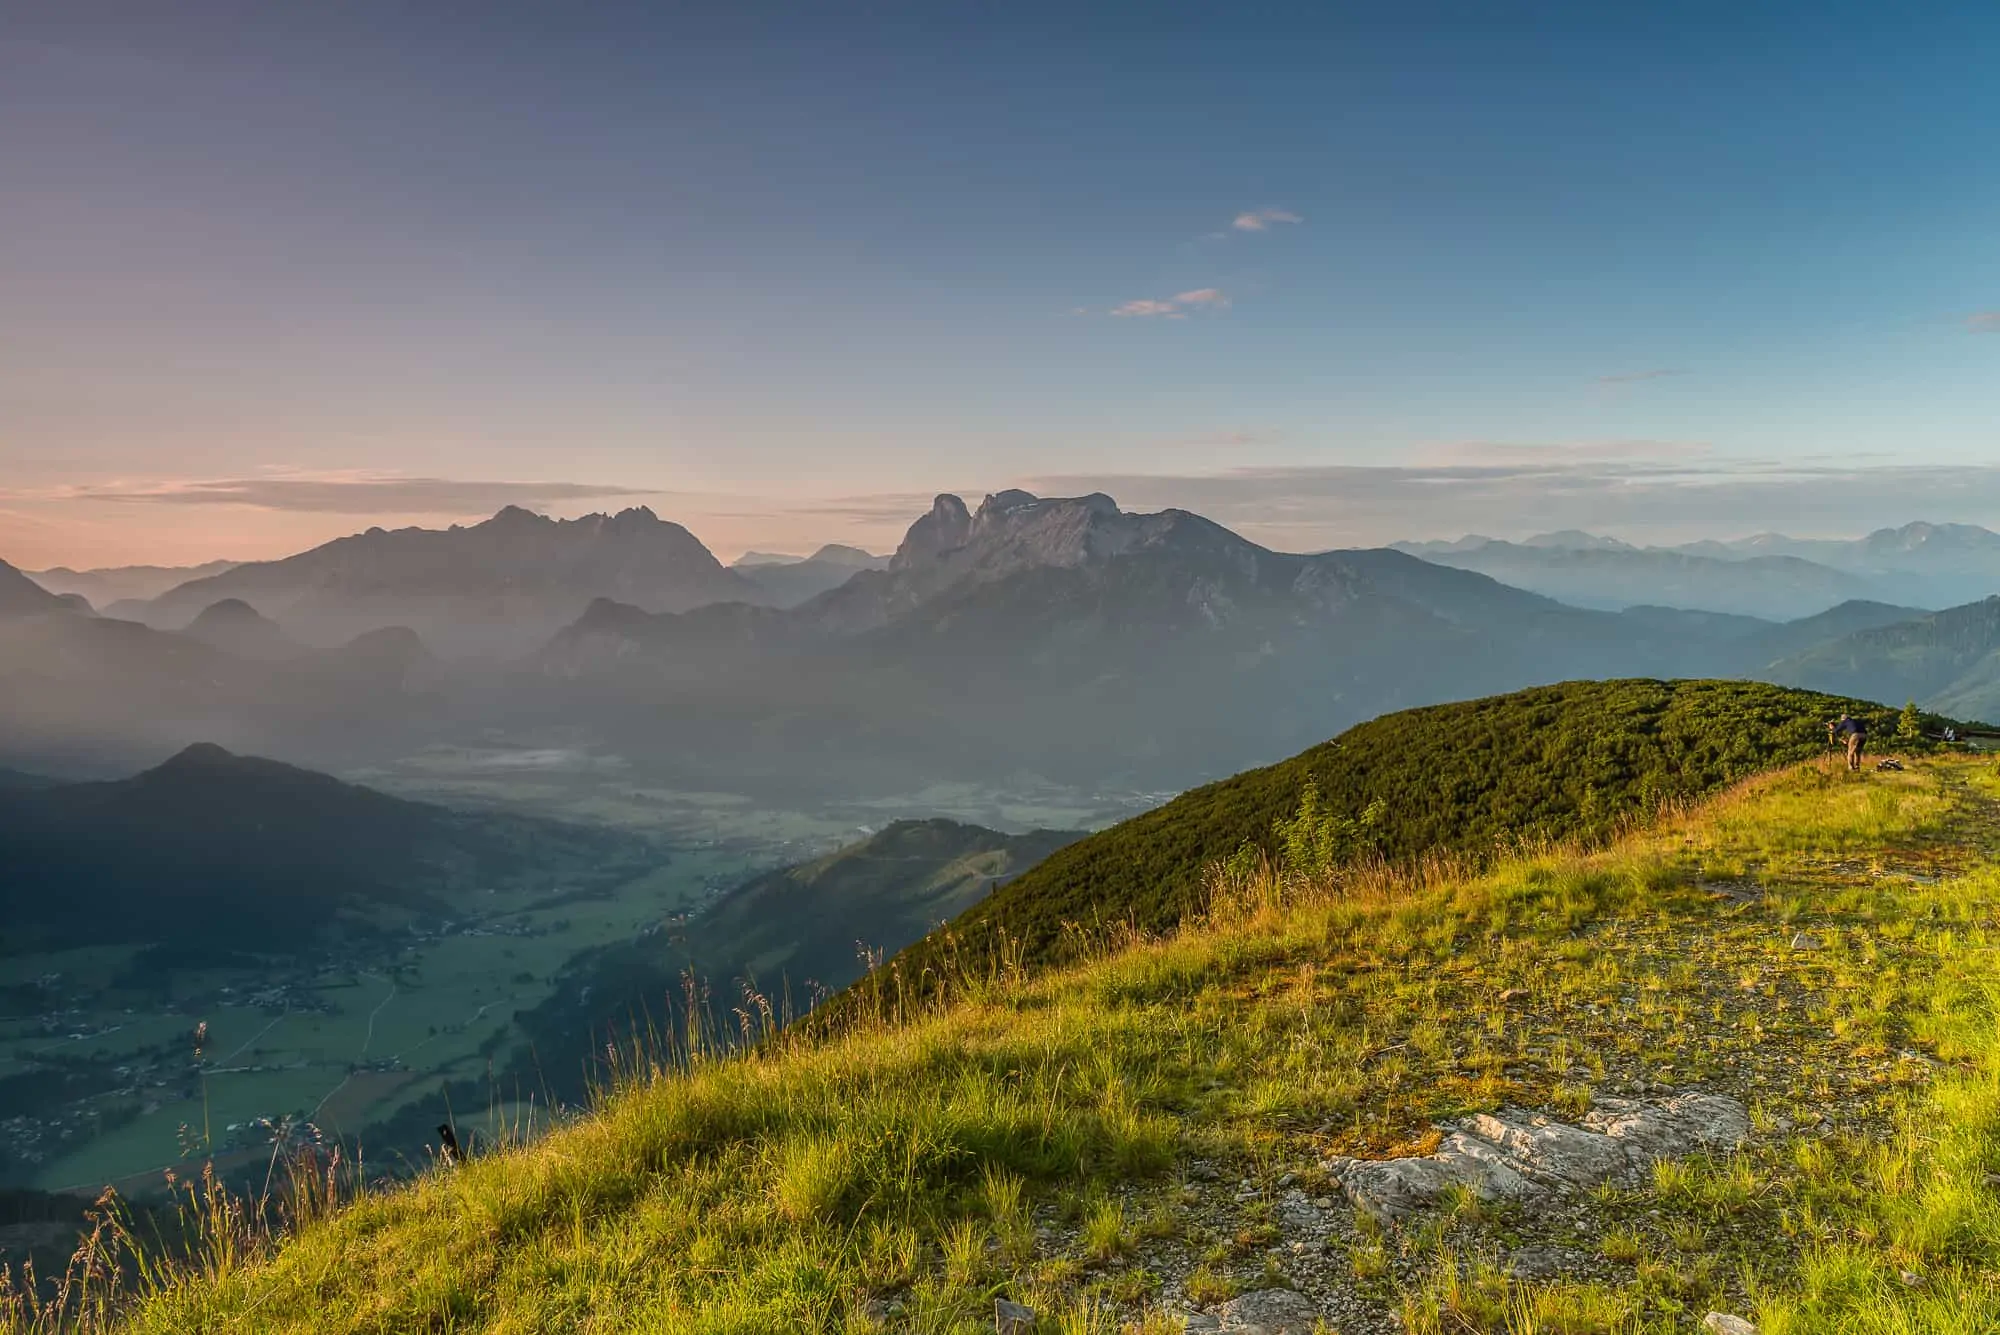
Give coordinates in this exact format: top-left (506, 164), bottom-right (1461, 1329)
top-left (1231, 208), bottom-right (1302, 232)
top-left (1110, 289), bottom-right (1229, 319)
top-left (1970, 311), bottom-right (2000, 333)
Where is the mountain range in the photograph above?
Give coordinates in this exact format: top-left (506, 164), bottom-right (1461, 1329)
top-left (110, 507), bottom-right (768, 656)
top-left (23, 560), bottom-right (239, 608)
top-left (530, 491), bottom-right (1950, 791)
top-left (1393, 521), bottom-right (2000, 616)
top-left (10, 501), bottom-right (2000, 794)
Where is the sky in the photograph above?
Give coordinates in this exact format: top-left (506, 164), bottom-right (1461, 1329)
top-left (2, 1), bottom-right (1997, 568)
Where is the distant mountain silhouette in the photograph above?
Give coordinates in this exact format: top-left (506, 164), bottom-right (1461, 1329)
top-left (1393, 539), bottom-right (1882, 619)
top-left (735, 544), bottom-right (887, 607)
top-left (183, 598), bottom-right (304, 660)
top-left (0, 745), bottom-right (660, 957)
top-left (26, 560), bottom-right (239, 607)
top-left (0, 598), bottom-right (443, 775)
top-left (1402, 522), bottom-right (2000, 614)
top-left (133, 506), bottom-right (766, 656)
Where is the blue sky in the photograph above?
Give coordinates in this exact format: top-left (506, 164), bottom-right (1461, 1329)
top-left (2, 2), bottom-right (1997, 565)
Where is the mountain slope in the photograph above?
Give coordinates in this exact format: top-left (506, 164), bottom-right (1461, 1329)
top-left (514, 819), bottom-right (1080, 1100)
top-left (136, 506), bottom-right (766, 655)
top-left (0, 560), bottom-right (69, 617)
top-left (1767, 596), bottom-right (2000, 719)
top-left (0, 745), bottom-right (656, 955)
top-left (855, 680), bottom-right (1903, 982)
top-left (81, 755), bottom-right (2000, 1334)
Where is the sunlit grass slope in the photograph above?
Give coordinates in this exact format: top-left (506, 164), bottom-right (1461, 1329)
top-left (27, 748), bottom-right (2000, 1333)
top-left (863, 681), bottom-right (1908, 992)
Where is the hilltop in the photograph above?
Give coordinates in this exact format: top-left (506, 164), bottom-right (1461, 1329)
top-left (856, 680), bottom-right (1906, 985)
top-left (43, 733), bottom-right (2000, 1332)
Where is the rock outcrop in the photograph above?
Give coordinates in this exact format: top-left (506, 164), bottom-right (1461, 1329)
top-left (1321, 1092), bottom-right (1750, 1221)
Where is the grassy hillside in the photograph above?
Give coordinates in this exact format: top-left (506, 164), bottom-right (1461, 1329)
top-left (28, 753), bottom-right (2000, 1333)
top-left (862, 681), bottom-right (1903, 987)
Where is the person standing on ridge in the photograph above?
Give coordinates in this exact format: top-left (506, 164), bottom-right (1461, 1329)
top-left (1832, 712), bottom-right (1868, 772)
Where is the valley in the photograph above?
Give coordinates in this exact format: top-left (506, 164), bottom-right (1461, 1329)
top-left (0, 739), bottom-right (1140, 1198)
top-left (0, 822), bottom-right (748, 1194)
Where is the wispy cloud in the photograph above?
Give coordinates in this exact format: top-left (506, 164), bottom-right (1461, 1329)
top-left (1595, 368), bottom-right (1687, 384)
top-left (1111, 298), bottom-right (1185, 319)
top-left (1109, 289), bottom-right (1230, 319)
top-left (1970, 311), bottom-right (2000, 333)
top-left (62, 473), bottom-right (658, 515)
top-left (1231, 208), bottom-right (1303, 232)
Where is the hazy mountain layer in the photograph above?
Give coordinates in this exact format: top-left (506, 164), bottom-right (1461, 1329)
top-left (1400, 521), bottom-right (2000, 612)
top-left (733, 544), bottom-right (887, 607)
top-left (0, 745), bottom-right (662, 957)
top-left (1397, 541), bottom-right (1883, 619)
top-left (130, 507), bottom-right (765, 656)
top-left (25, 561), bottom-right (239, 607)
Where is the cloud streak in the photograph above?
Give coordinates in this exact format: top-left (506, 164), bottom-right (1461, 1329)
top-left (1231, 208), bottom-right (1303, 232)
top-left (63, 474), bottom-right (659, 515)
top-left (1109, 289), bottom-right (1230, 319)
top-left (1970, 311), bottom-right (2000, 333)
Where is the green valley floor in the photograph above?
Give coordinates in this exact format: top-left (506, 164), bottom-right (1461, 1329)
top-left (22, 754), bottom-right (2000, 1333)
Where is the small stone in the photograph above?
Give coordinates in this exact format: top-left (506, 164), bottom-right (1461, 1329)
top-left (1702, 1315), bottom-right (1757, 1335)
top-left (1189, 1162), bottom-right (1220, 1182)
top-left (1504, 1245), bottom-right (1563, 1280)
top-left (1900, 1269), bottom-right (1924, 1287)
top-left (995, 1297), bottom-right (1037, 1334)
top-left (1217, 1288), bottom-right (1320, 1333)
top-left (1276, 1171), bottom-right (1297, 1188)
top-left (1180, 1316), bottom-right (1223, 1333)
top-left (1498, 987), bottom-right (1530, 1006)
top-left (1790, 932), bottom-right (1822, 951)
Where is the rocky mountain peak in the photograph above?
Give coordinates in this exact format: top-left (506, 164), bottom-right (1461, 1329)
top-left (890, 494), bottom-right (975, 571)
